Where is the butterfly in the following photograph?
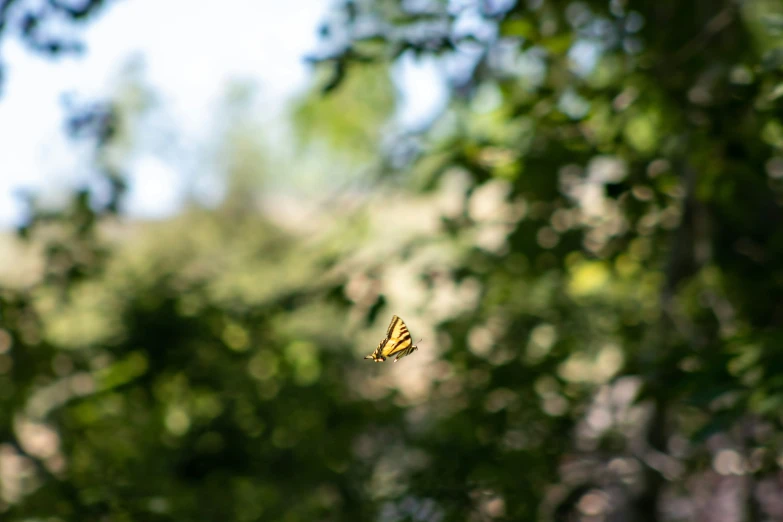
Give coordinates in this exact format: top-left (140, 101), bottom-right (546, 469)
top-left (364, 315), bottom-right (420, 363)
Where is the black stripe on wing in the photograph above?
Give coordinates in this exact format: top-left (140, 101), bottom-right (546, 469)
top-left (385, 333), bottom-right (413, 357)
top-left (386, 315), bottom-right (401, 338)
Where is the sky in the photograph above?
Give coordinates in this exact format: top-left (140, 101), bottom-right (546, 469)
top-left (0, 0), bottom-right (448, 227)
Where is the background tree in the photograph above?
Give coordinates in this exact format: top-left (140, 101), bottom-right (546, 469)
top-left (310, 0), bottom-right (783, 519)
top-left (0, 0), bottom-right (110, 91)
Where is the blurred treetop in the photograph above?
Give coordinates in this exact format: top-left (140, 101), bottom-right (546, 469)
top-left (0, 0), bottom-right (110, 91)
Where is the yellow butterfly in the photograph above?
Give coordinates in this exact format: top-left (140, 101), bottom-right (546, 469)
top-left (364, 315), bottom-right (420, 363)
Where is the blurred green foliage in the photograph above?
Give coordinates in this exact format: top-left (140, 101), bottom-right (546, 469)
top-left (4, 0), bottom-right (783, 521)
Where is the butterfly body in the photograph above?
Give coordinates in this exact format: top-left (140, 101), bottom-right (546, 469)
top-left (365, 315), bottom-right (419, 363)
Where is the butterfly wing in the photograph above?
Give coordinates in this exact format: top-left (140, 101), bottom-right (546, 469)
top-left (392, 344), bottom-right (418, 362)
top-left (386, 315), bottom-right (401, 338)
top-left (364, 315), bottom-right (419, 363)
top-left (383, 317), bottom-right (418, 361)
top-left (364, 316), bottom-right (398, 362)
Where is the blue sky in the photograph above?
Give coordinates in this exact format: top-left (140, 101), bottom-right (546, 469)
top-left (0, 0), bottom-right (448, 227)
